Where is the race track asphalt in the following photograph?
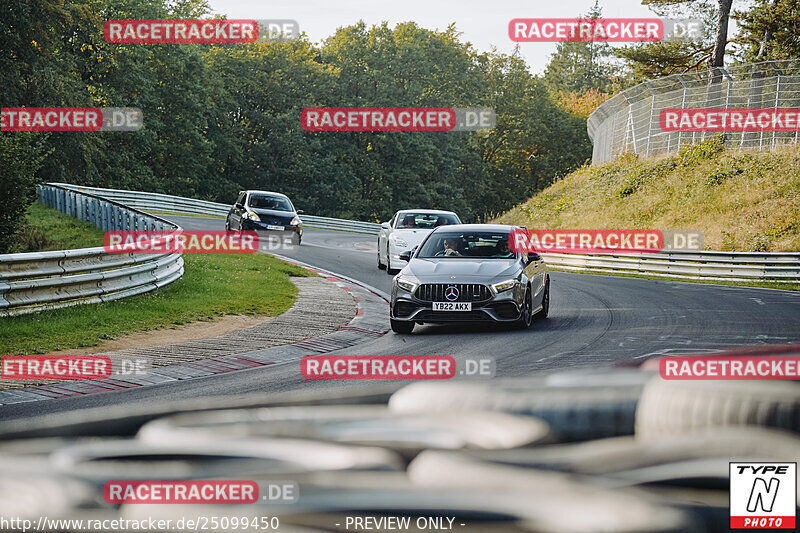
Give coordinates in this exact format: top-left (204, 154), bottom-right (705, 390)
top-left (2, 216), bottom-right (799, 419)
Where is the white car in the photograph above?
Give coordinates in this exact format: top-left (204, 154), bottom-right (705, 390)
top-left (377, 209), bottom-right (462, 273)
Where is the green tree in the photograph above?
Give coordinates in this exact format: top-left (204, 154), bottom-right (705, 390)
top-left (1, 5), bottom-right (600, 232)
top-left (473, 52), bottom-right (591, 220)
top-left (0, 134), bottom-right (48, 253)
top-left (0, 0), bottom-right (89, 248)
top-left (615, 0), bottom-right (733, 82)
top-left (318, 22), bottom-right (487, 220)
top-left (734, 0), bottom-right (800, 61)
top-left (542, 1), bottom-right (618, 94)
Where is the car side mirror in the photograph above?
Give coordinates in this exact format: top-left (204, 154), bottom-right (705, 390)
top-left (234, 202), bottom-right (243, 209)
top-left (527, 253), bottom-right (542, 263)
top-left (381, 222), bottom-right (390, 229)
top-left (296, 209), bottom-right (305, 215)
top-left (399, 250), bottom-right (412, 262)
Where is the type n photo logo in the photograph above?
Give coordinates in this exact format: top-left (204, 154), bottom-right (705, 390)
top-left (730, 462), bottom-right (796, 529)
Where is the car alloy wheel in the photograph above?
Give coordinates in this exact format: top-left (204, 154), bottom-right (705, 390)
top-left (535, 278), bottom-right (550, 319)
top-left (516, 288), bottom-right (532, 329)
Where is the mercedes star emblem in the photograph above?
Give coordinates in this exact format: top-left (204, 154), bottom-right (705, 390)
top-left (445, 285), bottom-right (460, 301)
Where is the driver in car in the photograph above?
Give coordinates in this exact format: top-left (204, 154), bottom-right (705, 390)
top-left (442, 238), bottom-right (462, 256)
top-left (399, 214), bottom-right (417, 228)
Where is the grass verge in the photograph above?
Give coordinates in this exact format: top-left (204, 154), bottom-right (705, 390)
top-left (12, 201), bottom-right (108, 251)
top-left (0, 203), bottom-right (311, 354)
top-left (496, 138), bottom-right (800, 252)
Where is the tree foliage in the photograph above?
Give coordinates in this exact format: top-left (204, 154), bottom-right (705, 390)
top-left (1, 0), bottom-right (597, 246)
top-left (542, 1), bottom-right (619, 94)
top-left (734, 0), bottom-right (800, 61)
top-left (615, 0), bottom-right (731, 82)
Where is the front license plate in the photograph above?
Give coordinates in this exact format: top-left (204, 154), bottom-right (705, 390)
top-left (266, 225), bottom-right (285, 231)
top-left (432, 302), bottom-right (471, 311)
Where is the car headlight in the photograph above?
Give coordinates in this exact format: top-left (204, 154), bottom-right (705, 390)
top-left (395, 277), bottom-right (416, 293)
top-left (290, 216), bottom-right (301, 226)
top-left (243, 211), bottom-right (261, 222)
top-left (492, 279), bottom-right (518, 293)
top-left (392, 236), bottom-right (408, 248)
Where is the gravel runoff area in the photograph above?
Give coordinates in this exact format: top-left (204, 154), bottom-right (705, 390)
top-left (0, 275), bottom-right (356, 392)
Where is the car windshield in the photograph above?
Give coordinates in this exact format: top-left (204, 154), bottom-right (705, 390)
top-left (248, 194), bottom-right (293, 211)
top-left (416, 231), bottom-right (515, 259)
top-left (394, 213), bottom-right (460, 229)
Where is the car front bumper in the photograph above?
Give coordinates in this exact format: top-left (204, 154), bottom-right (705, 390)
top-left (241, 220), bottom-right (302, 238)
top-left (390, 290), bottom-right (524, 323)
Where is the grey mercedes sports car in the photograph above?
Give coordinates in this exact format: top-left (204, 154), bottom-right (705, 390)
top-left (389, 224), bottom-right (550, 334)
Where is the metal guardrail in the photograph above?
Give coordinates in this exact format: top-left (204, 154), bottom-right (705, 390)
top-left (0, 185), bottom-right (184, 317)
top-left (541, 250), bottom-right (800, 283)
top-left (295, 214), bottom-right (381, 235)
top-left (42, 183), bottom-right (800, 283)
top-left (51, 183), bottom-right (383, 235)
top-left (588, 60), bottom-right (800, 164)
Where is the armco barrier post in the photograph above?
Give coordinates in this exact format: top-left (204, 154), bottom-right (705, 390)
top-left (77, 194), bottom-right (85, 221)
top-left (0, 281), bottom-right (9, 310)
top-left (103, 203), bottom-right (111, 231)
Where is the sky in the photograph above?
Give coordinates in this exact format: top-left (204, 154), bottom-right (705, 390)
top-left (204, 0), bottom-right (660, 74)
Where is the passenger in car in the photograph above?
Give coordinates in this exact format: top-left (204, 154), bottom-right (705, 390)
top-left (495, 239), bottom-right (514, 258)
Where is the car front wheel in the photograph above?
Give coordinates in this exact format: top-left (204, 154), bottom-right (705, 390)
top-left (535, 278), bottom-right (550, 319)
top-left (377, 245), bottom-right (386, 270)
top-left (514, 287), bottom-right (533, 329)
top-left (386, 245), bottom-right (399, 274)
top-left (391, 319), bottom-right (414, 334)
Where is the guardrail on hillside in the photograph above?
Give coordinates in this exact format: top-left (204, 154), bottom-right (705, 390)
top-left (51, 183), bottom-right (383, 235)
top-left (0, 185), bottom-right (184, 317)
top-left (41, 183), bottom-right (800, 284)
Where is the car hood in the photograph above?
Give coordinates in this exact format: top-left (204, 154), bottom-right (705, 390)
top-left (250, 209), bottom-right (297, 223)
top-left (392, 228), bottom-right (432, 247)
top-left (403, 258), bottom-right (520, 282)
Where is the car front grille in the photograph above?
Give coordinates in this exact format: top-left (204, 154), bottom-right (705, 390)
top-left (262, 216), bottom-right (289, 225)
top-left (414, 283), bottom-right (491, 303)
top-left (415, 310), bottom-right (491, 321)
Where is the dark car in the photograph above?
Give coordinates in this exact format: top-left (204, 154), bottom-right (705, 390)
top-left (225, 190), bottom-right (303, 244)
top-left (389, 224), bottom-right (550, 334)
